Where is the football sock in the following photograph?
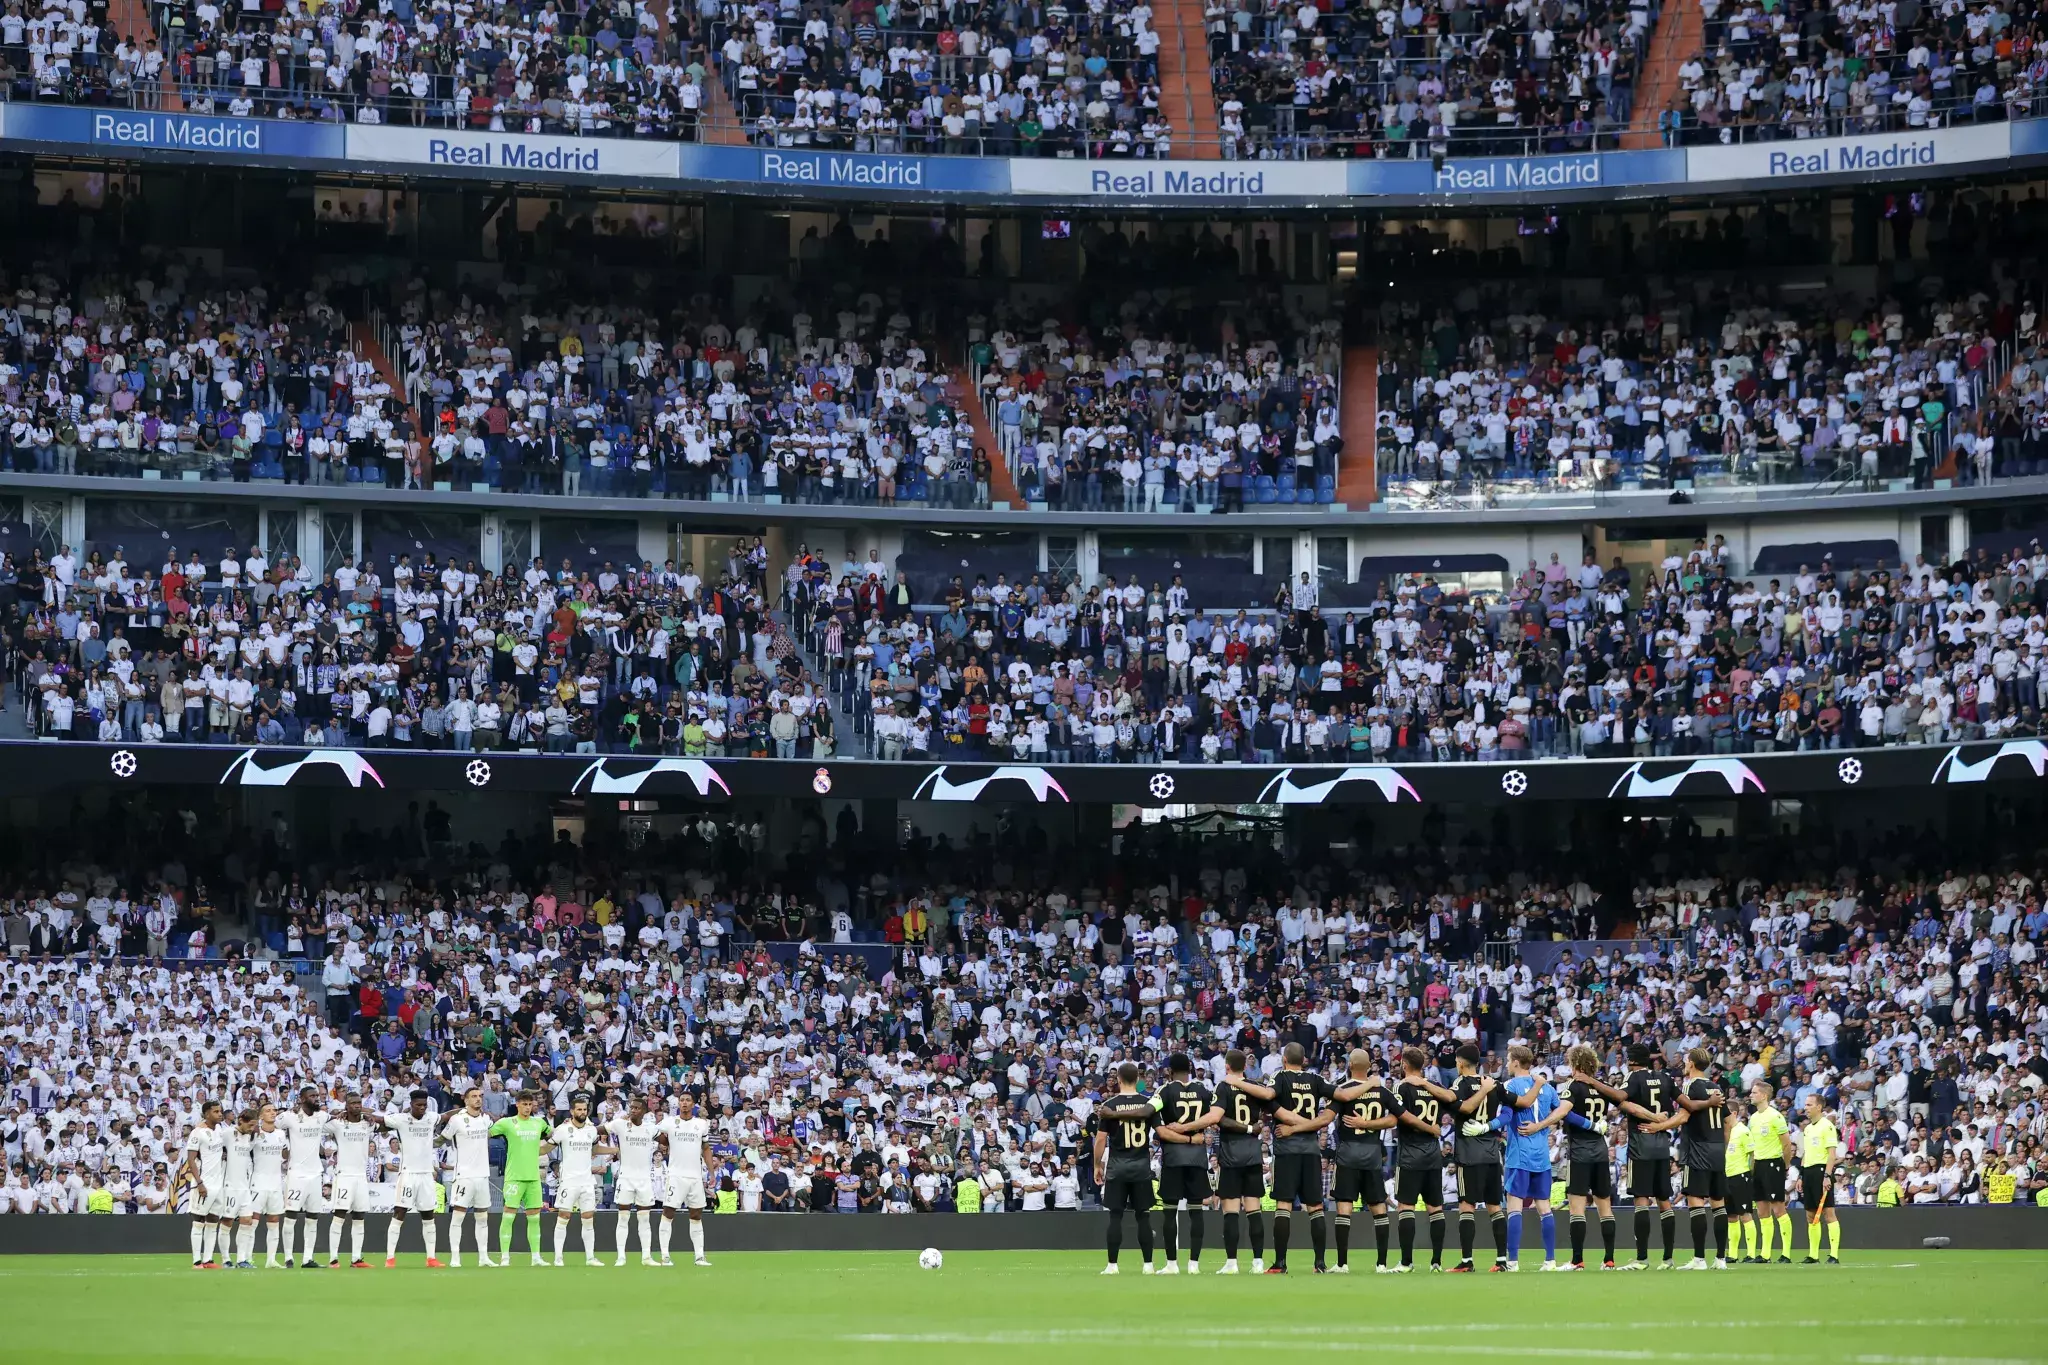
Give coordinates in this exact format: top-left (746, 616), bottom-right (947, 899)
top-left (1272, 1211), bottom-right (1290, 1268)
top-left (1827, 1220), bottom-right (1841, 1257)
top-left (1222, 1212), bottom-right (1240, 1258)
top-left (1490, 1212), bottom-right (1507, 1258)
top-left (1397, 1210), bottom-right (1415, 1265)
top-left (388, 1217), bottom-right (405, 1259)
top-left (1691, 1207), bottom-right (1707, 1259)
top-left (1540, 1212), bottom-right (1556, 1261)
top-left (1459, 1211), bottom-right (1476, 1261)
top-left (1601, 1216), bottom-right (1617, 1262)
top-left (1162, 1206), bottom-right (1180, 1263)
top-left (1777, 1214), bottom-right (1793, 1255)
top-left (1569, 1213), bottom-right (1587, 1263)
top-left (687, 1219), bottom-right (704, 1259)
top-left (1661, 1210), bottom-right (1677, 1259)
top-left (1247, 1210), bottom-right (1265, 1261)
top-left (1134, 1212), bottom-right (1155, 1265)
top-left (553, 1214), bottom-right (569, 1259)
top-left (1759, 1216), bottom-right (1775, 1259)
top-left (1428, 1210), bottom-right (1445, 1265)
top-left (1187, 1210), bottom-right (1204, 1263)
top-left (1634, 1207), bottom-right (1652, 1259)
top-left (1729, 1219), bottom-right (1745, 1260)
top-left (328, 1214), bottom-right (346, 1261)
top-left (1308, 1212), bottom-right (1326, 1265)
top-left (636, 1211), bottom-right (653, 1258)
top-left (524, 1212), bottom-right (542, 1257)
top-left (1505, 1211), bottom-right (1521, 1263)
top-left (1106, 1213), bottom-right (1122, 1265)
top-left (283, 1216), bottom-right (299, 1263)
top-left (1333, 1214), bottom-right (1351, 1267)
top-left (445, 1213), bottom-right (463, 1260)
top-left (422, 1220), bottom-right (437, 1263)
top-left (190, 1220), bottom-right (205, 1263)
top-left (659, 1216), bottom-right (674, 1259)
top-left (1713, 1211), bottom-right (1729, 1259)
top-left (1374, 1213), bottom-right (1392, 1266)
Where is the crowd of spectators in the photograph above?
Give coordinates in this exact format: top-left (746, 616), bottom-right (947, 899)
top-left (1661, 0), bottom-right (2048, 147)
top-left (1206, 0), bottom-right (1656, 158)
top-left (0, 244), bottom-right (1352, 512)
top-left (1372, 271), bottom-right (2044, 497)
top-left (1, 803), bottom-right (2044, 1214)
top-left (795, 533), bottom-right (2048, 763)
top-left (727, 0), bottom-right (1177, 158)
top-left (3, 0), bottom-right (722, 141)
top-left (968, 290), bottom-right (1345, 509)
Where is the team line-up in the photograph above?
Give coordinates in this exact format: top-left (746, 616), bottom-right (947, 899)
top-left (1086, 1043), bottom-right (1844, 1274)
top-left (171, 1042), bottom-right (1846, 1274)
top-left (177, 1087), bottom-right (714, 1269)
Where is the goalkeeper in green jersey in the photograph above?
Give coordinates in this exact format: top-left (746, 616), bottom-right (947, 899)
top-left (490, 1091), bottom-right (554, 1266)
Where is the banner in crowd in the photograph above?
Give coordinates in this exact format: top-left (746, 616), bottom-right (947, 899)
top-left (2, 104), bottom-right (2045, 206)
top-left (347, 124), bottom-right (680, 180)
top-left (19, 739), bottom-right (2048, 804)
top-left (1684, 121), bottom-right (2016, 186)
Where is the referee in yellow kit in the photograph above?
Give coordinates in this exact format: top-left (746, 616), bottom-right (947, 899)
top-left (1746, 1081), bottom-right (1794, 1263)
top-left (1799, 1095), bottom-right (1842, 1264)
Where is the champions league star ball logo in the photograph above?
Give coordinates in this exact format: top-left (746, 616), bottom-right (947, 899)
top-left (465, 759), bottom-right (493, 788)
top-left (109, 750), bottom-right (139, 779)
top-left (1146, 772), bottom-right (1176, 802)
top-left (1837, 757), bottom-right (1863, 785)
top-left (1500, 769), bottom-right (1529, 796)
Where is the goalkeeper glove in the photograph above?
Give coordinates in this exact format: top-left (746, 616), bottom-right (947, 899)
top-left (1460, 1119), bottom-right (1490, 1138)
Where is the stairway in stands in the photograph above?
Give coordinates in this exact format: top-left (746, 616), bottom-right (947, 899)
top-left (702, 73), bottom-right (750, 145)
top-left (350, 322), bottom-right (425, 440)
top-left (1335, 345), bottom-right (1380, 507)
top-left (946, 367), bottom-right (1022, 507)
top-left (1624, 0), bottom-right (1700, 148)
top-left (1155, 0), bottom-right (1219, 148)
top-left (109, 0), bottom-right (180, 110)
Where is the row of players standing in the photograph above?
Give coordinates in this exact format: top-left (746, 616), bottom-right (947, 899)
top-left (1088, 1041), bottom-right (1748, 1275)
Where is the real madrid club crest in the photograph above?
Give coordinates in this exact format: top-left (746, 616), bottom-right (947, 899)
top-left (812, 767), bottom-right (833, 794)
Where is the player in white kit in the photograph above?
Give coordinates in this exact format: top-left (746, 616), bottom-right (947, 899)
top-left (606, 1094), bottom-right (664, 1266)
top-left (222, 1110), bottom-right (259, 1269)
top-left (659, 1091), bottom-right (715, 1267)
top-left (549, 1094), bottom-right (614, 1266)
top-left (325, 1092), bottom-right (379, 1268)
top-left (177, 1100), bottom-right (229, 1268)
top-left (249, 1105), bottom-right (291, 1267)
top-left (441, 1087), bottom-right (499, 1267)
top-left (378, 1091), bottom-right (445, 1268)
top-left (279, 1087), bottom-right (331, 1268)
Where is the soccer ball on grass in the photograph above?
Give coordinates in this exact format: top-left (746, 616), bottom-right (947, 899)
top-left (918, 1247), bottom-right (944, 1270)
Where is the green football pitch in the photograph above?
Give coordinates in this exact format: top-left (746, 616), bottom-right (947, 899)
top-left (1, 1250), bottom-right (2043, 1364)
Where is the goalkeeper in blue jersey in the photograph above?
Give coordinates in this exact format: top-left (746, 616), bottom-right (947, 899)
top-left (1499, 1045), bottom-right (1560, 1271)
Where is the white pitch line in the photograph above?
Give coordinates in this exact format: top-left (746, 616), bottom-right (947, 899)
top-left (842, 1335), bottom-right (2042, 1365)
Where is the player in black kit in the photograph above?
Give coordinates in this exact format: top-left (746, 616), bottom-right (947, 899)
top-left (1676, 1046), bottom-right (1731, 1268)
top-left (1179, 1050), bottom-right (1275, 1274)
top-left (1151, 1053), bottom-right (1213, 1274)
top-left (1392, 1044), bottom-right (1459, 1272)
top-left (1091, 1061), bottom-right (1160, 1275)
top-left (1330, 1048), bottom-right (1398, 1273)
top-left (1449, 1043), bottom-right (1509, 1272)
top-left (1555, 1044), bottom-right (1619, 1270)
top-left (1267, 1041), bottom-right (1336, 1274)
top-left (1597, 1044), bottom-right (1685, 1267)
